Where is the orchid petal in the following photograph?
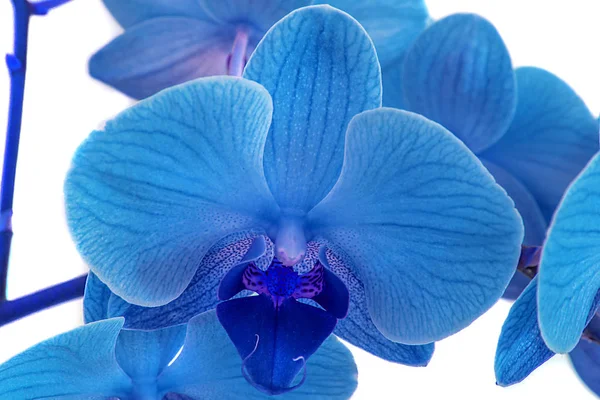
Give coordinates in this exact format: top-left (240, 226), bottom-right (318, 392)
top-left (309, 108), bottom-right (523, 344)
top-left (570, 339), bottom-right (600, 397)
top-left (495, 277), bottom-right (554, 386)
top-left (480, 67), bottom-right (599, 221)
top-left (199, 0), bottom-right (313, 32)
top-left (110, 233), bottom-right (268, 330)
top-left (65, 77), bottom-right (278, 307)
top-left (84, 272), bottom-right (113, 323)
top-left (381, 62), bottom-right (406, 109)
top-left (403, 13), bottom-right (516, 153)
top-left (115, 324), bottom-right (186, 381)
top-left (160, 310), bottom-right (357, 399)
top-left (0, 319), bottom-right (130, 399)
top-left (244, 5), bottom-right (381, 213)
top-left (322, 245), bottom-right (434, 365)
top-left (317, 0), bottom-right (430, 66)
top-left (90, 18), bottom-right (235, 99)
top-left (102, 0), bottom-right (208, 28)
top-left (539, 153), bottom-right (600, 353)
top-left (481, 160), bottom-right (547, 246)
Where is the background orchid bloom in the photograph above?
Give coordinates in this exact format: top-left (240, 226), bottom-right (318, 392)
top-left (90, 0), bottom-right (430, 100)
top-left (495, 275), bottom-right (600, 395)
top-left (65, 6), bottom-right (523, 374)
top-left (495, 150), bottom-right (600, 395)
top-left (0, 308), bottom-right (358, 399)
top-left (537, 151), bottom-right (600, 353)
top-left (394, 13), bottom-right (598, 299)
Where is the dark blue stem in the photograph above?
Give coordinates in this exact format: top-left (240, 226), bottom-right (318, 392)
top-left (1, 0), bottom-right (30, 300)
top-left (0, 274), bottom-right (87, 327)
top-left (0, 0), bottom-right (79, 322)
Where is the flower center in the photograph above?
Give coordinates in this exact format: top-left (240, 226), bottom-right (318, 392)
top-left (242, 257), bottom-right (323, 306)
top-left (273, 216), bottom-right (307, 266)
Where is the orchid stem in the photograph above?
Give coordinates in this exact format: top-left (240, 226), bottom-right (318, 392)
top-left (0, 0), bottom-right (72, 304)
top-left (227, 28), bottom-right (249, 77)
top-left (0, 274), bottom-right (87, 327)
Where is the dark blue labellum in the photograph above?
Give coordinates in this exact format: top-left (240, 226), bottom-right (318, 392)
top-left (216, 257), bottom-right (349, 394)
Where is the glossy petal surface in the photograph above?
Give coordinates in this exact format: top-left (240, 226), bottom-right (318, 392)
top-left (309, 109), bottom-right (523, 344)
top-left (90, 18), bottom-right (234, 99)
top-left (115, 324), bottom-right (186, 380)
top-left (570, 340), bottom-right (600, 397)
top-left (320, 244), bottom-right (434, 364)
top-left (0, 319), bottom-right (130, 399)
top-left (318, 0), bottom-right (430, 66)
top-left (481, 67), bottom-right (598, 221)
top-left (102, 0), bottom-right (208, 28)
top-left (216, 295), bottom-right (337, 394)
top-left (495, 277), bottom-right (554, 386)
top-left (65, 77), bottom-right (278, 307)
top-left (244, 5), bottom-right (381, 213)
top-left (482, 160), bottom-right (547, 246)
top-left (403, 13), bottom-right (516, 153)
top-left (111, 233), bottom-right (268, 329)
top-left (199, 0), bottom-right (313, 32)
top-left (161, 311), bottom-right (357, 400)
top-left (539, 153), bottom-right (600, 353)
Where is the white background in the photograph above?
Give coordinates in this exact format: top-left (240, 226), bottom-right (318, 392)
top-left (0, 1), bottom-right (599, 399)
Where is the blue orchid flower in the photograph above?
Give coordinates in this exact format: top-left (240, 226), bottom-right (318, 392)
top-left (495, 151), bottom-right (600, 394)
top-left (495, 274), bottom-right (600, 395)
top-left (538, 150), bottom-right (600, 354)
top-left (90, 0), bottom-right (430, 100)
top-left (392, 13), bottom-right (598, 299)
top-left (65, 4), bottom-right (523, 381)
top-left (0, 306), bottom-right (358, 399)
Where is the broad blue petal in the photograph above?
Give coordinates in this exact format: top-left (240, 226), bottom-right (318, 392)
top-left (317, 0), bottom-right (430, 66)
top-left (102, 0), bottom-right (208, 28)
top-left (244, 5), bottom-right (381, 213)
top-left (65, 77), bottom-right (278, 307)
top-left (199, 0), bottom-right (313, 32)
top-left (320, 243), bottom-right (434, 365)
top-left (115, 324), bottom-right (186, 381)
top-left (481, 161), bottom-right (547, 246)
top-left (111, 233), bottom-right (268, 330)
top-left (403, 13), bottom-right (516, 153)
top-left (216, 296), bottom-right (337, 394)
top-left (539, 153), bottom-right (600, 353)
top-left (570, 339), bottom-right (600, 397)
top-left (90, 18), bottom-right (236, 99)
top-left (495, 277), bottom-right (555, 386)
top-left (0, 319), bottom-right (130, 399)
top-left (309, 108), bottom-right (523, 344)
top-left (480, 67), bottom-right (599, 221)
top-left (160, 310), bottom-right (357, 399)
top-left (84, 272), bottom-right (113, 323)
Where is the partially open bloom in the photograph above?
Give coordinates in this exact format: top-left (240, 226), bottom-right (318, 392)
top-left (66, 5), bottom-right (523, 388)
top-left (91, 0), bottom-right (429, 100)
top-left (0, 306), bottom-right (357, 399)
top-left (389, 13), bottom-right (598, 298)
